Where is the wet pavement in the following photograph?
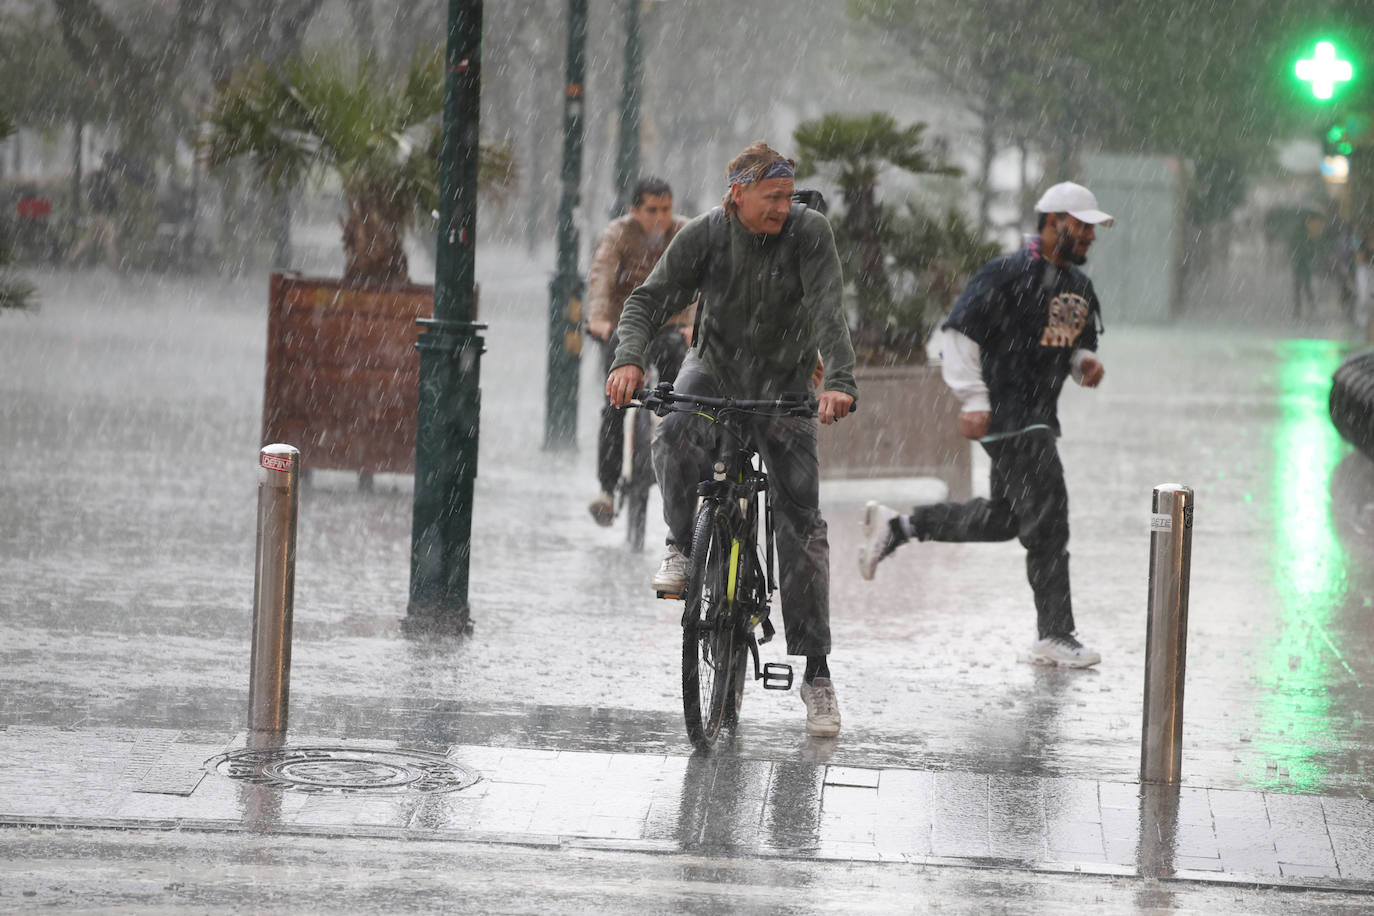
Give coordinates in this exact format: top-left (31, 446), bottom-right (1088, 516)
top-left (3, 247), bottom-right (1374, 912)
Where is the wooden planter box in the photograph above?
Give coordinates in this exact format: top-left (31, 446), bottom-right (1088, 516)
top-left (818, 363), bottom-right (972, 500)
top-left (262, 272), bottom-right (433, 474)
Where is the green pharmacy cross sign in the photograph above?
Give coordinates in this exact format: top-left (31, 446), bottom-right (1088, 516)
top-left (1296, 40), bottom-right (1353, 100)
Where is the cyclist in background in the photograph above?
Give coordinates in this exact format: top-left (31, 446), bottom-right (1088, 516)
top-left (605, 142), bottom-right (857, 738)
top-left (586, 177), bottom-right (694, 527)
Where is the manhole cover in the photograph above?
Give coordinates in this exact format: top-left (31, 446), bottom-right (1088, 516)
top-left (205, 746), bottom-right (480, 795)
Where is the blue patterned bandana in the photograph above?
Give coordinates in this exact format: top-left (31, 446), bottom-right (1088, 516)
top-left (727, 159), bottom-right (795, 187)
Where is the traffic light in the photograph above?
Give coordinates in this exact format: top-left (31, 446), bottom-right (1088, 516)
top-left (1326, 122), bottom-right (1354, 156)
top-left (1322, 114), bottom-right (1370, 155)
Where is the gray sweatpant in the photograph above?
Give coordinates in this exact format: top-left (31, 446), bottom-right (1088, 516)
top-left (651, 355), bottom-right (831, 656)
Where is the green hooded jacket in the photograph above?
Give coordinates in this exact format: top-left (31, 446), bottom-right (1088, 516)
top-left (611, 207), bottom-right (858, 402)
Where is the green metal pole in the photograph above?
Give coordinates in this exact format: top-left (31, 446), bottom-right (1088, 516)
top-left (544, 0), bottom-right (587, 450)
top-left (409, 0), bottom-right (485, 629)
top-left (611, 0), bottom-right (642, 218)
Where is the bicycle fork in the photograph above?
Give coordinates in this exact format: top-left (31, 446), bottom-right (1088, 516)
top-left (741, 486), bottom-right (793, 692)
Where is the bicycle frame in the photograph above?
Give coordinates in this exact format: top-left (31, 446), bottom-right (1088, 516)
top-left (690, 430), bottom-right (772, 635)
top-left (633, 383), bottom-right (812, 691)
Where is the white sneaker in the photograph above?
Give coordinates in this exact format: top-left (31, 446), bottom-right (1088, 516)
top-left (800, 677), bottom-right (841, 737)
top-left (1028, 634), bottom-right (1102, 668)
top-left (858, 501), bottom-right (901, 581)
top-left (651, 544), bottom-right (689, 593)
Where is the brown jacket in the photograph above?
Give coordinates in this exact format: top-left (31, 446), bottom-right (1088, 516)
top-left (587, 213), bottom-right (695, 329)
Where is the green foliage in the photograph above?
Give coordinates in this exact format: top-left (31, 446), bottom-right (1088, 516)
top-left (845, 204), bottom-right (1000, 365)
top-left (203, 47), bottom-right (515, 284)
top-left (850, 0), bottom-right (1321, 248)
top-left (206, 48), bottom-right (439, 211)
top-left (0, 10), bottom-right (112, 130)
top-left (794, 111), bottom-right (983, 364)
top-left (0, 270), bottom-right (38, 312)
top-left (887, 204), bottom-right (1002, 284)
top-left (848, 0), bottom-right (1082, 148)
top-left (204, 45), bottom-right (514, 213)
top-left (795, 112), bottom-right (956, 192)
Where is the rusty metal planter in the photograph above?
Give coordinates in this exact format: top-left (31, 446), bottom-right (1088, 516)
top-left (262, 272), bottom-right (433, 474)
top-left (818, 363), bottom-right (972, 500)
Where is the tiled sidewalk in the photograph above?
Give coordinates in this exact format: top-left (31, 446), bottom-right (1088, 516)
top-left (2, 726), bottom-right (1372, 892)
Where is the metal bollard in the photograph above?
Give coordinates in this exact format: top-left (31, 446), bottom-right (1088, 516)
top-left (1140, 484), bottom-right (1194, 784)
top-left (248, 444), bottom-right (299, 733)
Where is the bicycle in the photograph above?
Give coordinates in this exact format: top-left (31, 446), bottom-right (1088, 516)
top-left (590, 326), bottom-right (685, 551)
top-left (631, 382), bottom-right (814, 750)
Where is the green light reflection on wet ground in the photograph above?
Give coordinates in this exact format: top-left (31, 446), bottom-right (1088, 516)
top-left (1259, 338), bottom-right (1351, 792)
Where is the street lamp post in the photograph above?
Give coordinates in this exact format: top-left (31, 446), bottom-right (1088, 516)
top-left (611, 0), bottom-right (643, 219)
top-left (409, 0), bottom-right (486, 629)
top-left (544, 0), bottom-right (588, 450)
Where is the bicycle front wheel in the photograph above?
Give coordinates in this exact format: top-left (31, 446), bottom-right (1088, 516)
top-left (624, 408), bottom-right (653, 552)
top-left (681, 501), bottom-right (745, 750)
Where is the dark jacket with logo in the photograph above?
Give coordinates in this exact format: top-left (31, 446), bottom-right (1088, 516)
top-left (943, 247), bottom-right (1101, 436)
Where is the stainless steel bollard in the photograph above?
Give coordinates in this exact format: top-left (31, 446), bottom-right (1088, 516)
top-left (1140, 484), bottom-right (1194, 784)
top-left (248, 444), bottom-right (299, 733)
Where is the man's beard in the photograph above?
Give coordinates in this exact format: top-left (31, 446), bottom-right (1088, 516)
top-left (1055, 228), bottom-right (1088, 265)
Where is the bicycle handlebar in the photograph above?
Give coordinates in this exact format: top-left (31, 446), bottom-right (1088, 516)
top-left (632, 384), bottom-right (818, 418)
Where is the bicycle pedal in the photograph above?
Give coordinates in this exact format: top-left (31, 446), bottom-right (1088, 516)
top-left (761, 662), bottom-right (793, 690)
top-left (656, 590), bottom-right (682, 601)
top-left (758, 617), bottom-right (776, 645)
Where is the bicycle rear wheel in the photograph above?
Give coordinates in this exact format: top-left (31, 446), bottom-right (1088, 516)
top-left (681, 501), bottom-right (745, 750)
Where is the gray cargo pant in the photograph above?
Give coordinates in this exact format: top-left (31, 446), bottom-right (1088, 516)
top-left (651, 355), bottom-right (831, 656)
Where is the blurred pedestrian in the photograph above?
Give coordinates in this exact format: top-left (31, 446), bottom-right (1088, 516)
top-left (1291, 213), bottom-right (1322, 319)
top-left (1328, 215), bottom-right (1358, 324)
top-left (606, 141), bottom-right (857, 736)
top-left (66, 166), bottom-right (121, 269)
top-left (586, 176), bottom-right (694, 526)
top-left (1355, 227), bottom-right (1374, 341)
top-left (858, 181), bottom-right (1113, 668)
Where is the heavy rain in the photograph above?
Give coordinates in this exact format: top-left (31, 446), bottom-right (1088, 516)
top-left (3, 0), bottom-right (1374, 912)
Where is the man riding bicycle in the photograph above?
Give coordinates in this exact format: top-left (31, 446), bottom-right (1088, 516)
top-left (606, 141), bottom-right (857, 738)
top-left (586, 177), bottom-right (694, 527)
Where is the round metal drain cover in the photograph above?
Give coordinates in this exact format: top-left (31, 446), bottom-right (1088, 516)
top-left (206, 746), bottom-right (479, 795)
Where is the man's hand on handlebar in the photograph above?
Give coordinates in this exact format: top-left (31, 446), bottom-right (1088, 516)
top-left (817, 390), bottom-right (854, 425)
top-left (606, 364), bottom-right (644, 407)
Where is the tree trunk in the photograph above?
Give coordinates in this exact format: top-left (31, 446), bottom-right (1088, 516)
top-left (71, 121), bottom-right (84, 236)
top-left (977, 111), bottom-right (995, 234)
top-left (844, 183), bottom-right (891, 354)
top-left (1017, 137), bottom-right (1030, 233)
top-left (341, 189), bottom-right (409, 289)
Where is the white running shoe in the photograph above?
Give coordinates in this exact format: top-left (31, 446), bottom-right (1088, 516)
top-left (858, 501), bottom-right (901, 581)
top-left (1028, 634), bottom-right (1102, 668)
top-left (651, 544), bottom-right (689, 593)
top-left (800, 677), bottom-right (841, 738)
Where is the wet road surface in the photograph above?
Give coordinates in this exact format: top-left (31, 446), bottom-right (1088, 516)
top-left (3, 251), bottom-right (1374, 910)
top-left (10, 825), bottom-right (1374, 915)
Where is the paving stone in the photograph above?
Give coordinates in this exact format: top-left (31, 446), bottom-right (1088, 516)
top-left (1044, 776), bottom-right (1101, 823)
top-left (5, 724), bottom-right (1374, 894)
top-left (1046, 820), bottom-right (1106, 859)
top-left (1326, 824), bottom-right (1374, 880)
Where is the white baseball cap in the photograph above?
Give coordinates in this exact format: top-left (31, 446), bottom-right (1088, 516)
top-left (1035, 182), bottom-right (1115, 227)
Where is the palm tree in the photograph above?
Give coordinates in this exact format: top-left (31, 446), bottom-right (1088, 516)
top-left (203, 48), bottom-right (513, 289)
top-left (0, 107), bottom-right (37, 311)
top-left (794, 112), bottom-right (956, 359)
